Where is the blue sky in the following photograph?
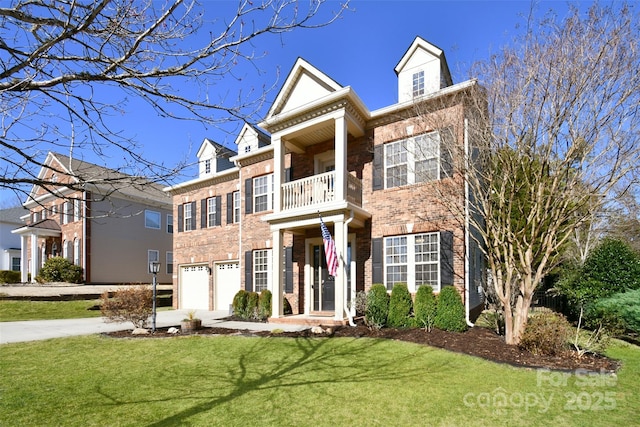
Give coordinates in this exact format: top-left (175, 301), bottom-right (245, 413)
top-left (2, 0), bottom-right (585, 207)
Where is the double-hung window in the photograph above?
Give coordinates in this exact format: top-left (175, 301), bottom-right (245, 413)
top-left (233, 191), bottom-right (240, 223)
top-left (73, 199), bottom-right (81, 222)
top-left (254, 174), bottom-right (274, 212)
top-left (412, 70), bottom-right (425, 97)
top-left (253, 249), bottom-right (272, 292)
top-left (384, 232), bottom-right (440, 292)
top-left (167, 214), bottom-right (173, 234)
top-left (184, 203), bottom-right (193, 231)
top-left (145, 210), bottom-right (161, 229)
top-left (384, 131), bottom-right (440, 188)
top-left (207, 197), bottom-right (217, 227)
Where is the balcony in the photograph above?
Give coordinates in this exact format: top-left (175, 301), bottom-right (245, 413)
top-left (281, 171), bottom-right (362, 210)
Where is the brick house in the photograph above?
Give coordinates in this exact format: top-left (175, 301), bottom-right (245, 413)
top-left (12, 152), bottom-right (173, 284)
top-left (166, 37), bottom-right (486, 324)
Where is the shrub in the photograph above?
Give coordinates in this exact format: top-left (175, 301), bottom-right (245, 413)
top-left (36, 257), bottom-right (83, 284)
top-left (519, 312), bottom-right (570, 356)
top-left (387, 283), bottom-right (413, 328)
top-left (434, 286), bottom-right (467, 332)
top-left (246, 291), bottom-right (259, 319)
top-left (0, 270), bottom-right (21, 284)
top-left (232, 290), bottom-right (248, 318)
top-left (589, 289), bottom-right (640, 334)
top-left (258, 290), bottom-right (272, 320)
top-left (100, 286), bottom-right (152, 329)
top-left (351, 290), bottom-right (367, 316)
top-left (365, 284), bottom-right (389, 329)
top-left (414, 285), bottom-right (437, 331)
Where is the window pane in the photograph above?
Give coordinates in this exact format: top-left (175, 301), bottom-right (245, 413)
top-left (385, 142), bottom-right (408, 188)
top-left (413, 70), bottom-right (425, 97)
top-left (233, 191), bottom-right (240, 223)
top-left (145, 210), bottom-right (161, 229)
top-left (254, 175), bottom-right (272, 212)
top-left (184, 204), bottom-right (192, 231)
top-left (415, 233), bottom-right (439, 289)
top-left (254, 249), bottom-right (270, 292)
top-left (207, 198), bottom-right (216, 227)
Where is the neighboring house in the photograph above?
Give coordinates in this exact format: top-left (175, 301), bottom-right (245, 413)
top-left (0, 206), bottom-right (28, 272)
top-left (12, 152), bottom-right (173, 284)
top-left (166, 37), bottom-right (486, 323)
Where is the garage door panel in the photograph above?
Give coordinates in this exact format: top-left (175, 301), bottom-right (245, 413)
top-left (215, 262), bottom-right (240, 310)
top-left (180, 265), bottom-right (209, 310)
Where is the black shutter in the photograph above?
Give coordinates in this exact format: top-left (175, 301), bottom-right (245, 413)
top-left (201, 199), bottom-right (207, 229)
top-left (372, 145), bottom-right (384, 190)
top-left (372, 237), bottom-right (384, 287)
top-left (284, 246), bottom-right (293, 293)
top-left (177, 204), bottom-right (184, 233)
top-left (226, 192), bottom-right (233, 224)
top-left (440, 230), bottom-right (454, 287)
top-left (215, 195), bottom-right (222, 226)
top-left (245, 178), bottom-right (253, 214)
top-left (284, 167), bottom-right (292, 183)
top-left (244, 250), bottom-right (253, 292)
top-left (440, 127), bottom-right (454, 179)
top-left (190, 201), bottom-right (197, 231)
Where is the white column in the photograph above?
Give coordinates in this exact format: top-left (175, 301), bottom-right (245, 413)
top-left (20, 235), bottom-right (29, 283)
top-left (273, 135), bottom-right (283, 213)
top-left (333, 218), bottom-right (346, 321)
top-left (334, 112), bottom-right (347, 202)
top-left (30, 233), bottom-right (38, 283)
top-left (271, 229), bottom-right (283, 318)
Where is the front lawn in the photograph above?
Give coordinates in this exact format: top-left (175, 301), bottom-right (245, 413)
top-left (0, 334), bottom-right (637, 426)
top-left (0, 299), bottom-right (103, 321)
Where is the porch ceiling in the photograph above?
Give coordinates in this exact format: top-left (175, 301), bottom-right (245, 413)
top-left (263, 203), bottom-right (371, 232)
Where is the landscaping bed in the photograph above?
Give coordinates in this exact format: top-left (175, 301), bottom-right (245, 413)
top-left (104, 321), bottom-right (622, 373)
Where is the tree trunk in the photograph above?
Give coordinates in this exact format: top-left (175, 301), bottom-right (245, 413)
top-left (504, 292), bottom-right (534, 345)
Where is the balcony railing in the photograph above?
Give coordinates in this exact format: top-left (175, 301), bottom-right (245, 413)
top-left (281, 171), bottom-right (362, 210)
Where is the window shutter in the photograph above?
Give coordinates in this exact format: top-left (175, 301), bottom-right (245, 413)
top-left (284, 167), bottom-right (292, 183)
top-left (244, 250), bottom-right (253, 292)
top-left (372, 145), bottom-right (384, 190)
top-left (439, 127), bottom-right (454, 179)
top-left (440, 230), bottom-right (454, 287)
top-left (226, 192), bottom-right (233, 224)
top-left (177, 204), bottom-right (184, 232)
top-left (215, 195), bottom-right (222, 226)
top-left (245, 178), bottom-right (253, 214)
top-left (372, 237), bottom-right (384, 287)
top-left (284, 246), bottom-right (293, 293)
top-left (190, 201), bottom-right (197, 230)
top-left (59, 203), bottom-right (64, 224)
top-left (201, 199), bottom-right (207, 228)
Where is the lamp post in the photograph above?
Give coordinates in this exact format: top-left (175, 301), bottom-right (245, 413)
top-left (149, 261), bottom-right (161, 333)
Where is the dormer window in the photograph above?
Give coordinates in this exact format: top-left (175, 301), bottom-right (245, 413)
top-left (412, 70), bottom-right (425, 98)
top-left (205, 159), bottom-right (211, 174)
top-left (244, 145), bottom-right (251, 153)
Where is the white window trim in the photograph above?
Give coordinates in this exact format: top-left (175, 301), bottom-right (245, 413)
top-left (73, 199), bottom-right (81, 222)
top-left (184, 203), bottom-right (193, 231)
top-left (413, 70), bottom-right (425, 98)
top-left (253, 174), bottom-right (274, 213)
top-left (384, 232), bottom-right (440, 292)
top-left (233, 191), bottom-right (240, 223)
top-left (166, 251), bottom-right (173, 275)
top-left (253, 249), bottom-right (272, 292)
top-left (167, 214), bottom-right (173, 234)
top-left (207, 197), bottom-right (216, 228)
top-left (145, 210), bottom-right (161, 230)
top-left (384, 131), bottom-right (440, 189)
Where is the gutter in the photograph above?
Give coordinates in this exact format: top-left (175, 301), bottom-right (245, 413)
top-left (464, 117), bottom-right (475, 327)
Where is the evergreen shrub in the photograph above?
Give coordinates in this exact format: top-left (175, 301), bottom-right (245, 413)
top-left (434, 286), bottom-right (467, 332)
top-left (365, 284), bottom-right (389, 329)
top-left (387, 283), bottom-right (413, 328)
top-left (414, 285), bottom-right (437, 331)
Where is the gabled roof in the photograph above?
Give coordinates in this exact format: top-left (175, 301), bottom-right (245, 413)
top-left (196, 138), bottom-right (237, 159)
top-left (233, 122), bottom-right (271, 147)
top-left (26, 152), bottom-right (170, 207)
top-left (265, 58), bottom-right (344, 120)
top-left (0, 206), bottom-right (28, 224)
top-left (12, 218), bottom-right (61, 237)
top-left (394, 36), bottom-right (453, 87)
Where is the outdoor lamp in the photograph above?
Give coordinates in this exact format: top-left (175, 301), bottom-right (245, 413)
top-left (149, 261), bottom-right (161, 333)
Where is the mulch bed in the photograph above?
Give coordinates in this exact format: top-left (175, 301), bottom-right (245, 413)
top-left (104, 321), bottom-right (622, 373)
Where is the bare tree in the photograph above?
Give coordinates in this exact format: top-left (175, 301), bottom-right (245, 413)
top-left (1, 0), bottom-right (348, 201)
top-left (410, 3), bottom-right (639, 345)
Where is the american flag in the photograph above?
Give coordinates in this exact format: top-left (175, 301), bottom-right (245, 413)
top-left (320, 217), bottom-right (339, 277)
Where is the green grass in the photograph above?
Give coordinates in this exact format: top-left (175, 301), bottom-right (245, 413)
top-left (0, 299), bottom-right (103, 321)
top-left (0, 334), bottom-right (638, 426)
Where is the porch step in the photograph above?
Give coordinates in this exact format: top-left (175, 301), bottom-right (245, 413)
top-left (268, 314), bottom-right (347, 327)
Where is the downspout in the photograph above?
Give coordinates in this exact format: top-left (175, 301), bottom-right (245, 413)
top-left (464, 118), bottom-right (475, 327)
top-left (82, 190), bottom-right (87, 283)
top-left (344, 209), bottom-right (355, 326)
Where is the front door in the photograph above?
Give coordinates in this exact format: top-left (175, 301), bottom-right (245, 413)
top-left (312, 244), bottom-right (335, 312)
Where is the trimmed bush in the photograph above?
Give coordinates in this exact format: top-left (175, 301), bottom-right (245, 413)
top-left (246, 291), bottom-right (259, 319)
top-left (283, 296), bottom-right (293, 315)
top-left (434, 286), bottom-right (467, 332)
top-left (589, 289), bottom-right (640, 334)
top-left (352, 290), bottom-right (367, 316)
top-left (36, 257), bottom-right (83, 284)
top-left (519, 312), bottom-right (570, 356)
top-left (365, 284), bottom-right (389, 329)
top-left (100, 286), bottom-right (152, 329)
top-left (414, 285), bottom-right (437, 331)
top-left (387, 283), bottom-right (413, 328)
top-left (258, 290), bottom-right (272, 320)
top-left (0, 270), bottom-right (21, 284)
top-left (232, 290), bottom-right (248, 318)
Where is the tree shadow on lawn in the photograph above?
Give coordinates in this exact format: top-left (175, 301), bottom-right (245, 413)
top-left (97, 336), bottom-right (449, 426)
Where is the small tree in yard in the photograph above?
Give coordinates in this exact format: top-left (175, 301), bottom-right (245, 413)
top-left (414, 285), bottom-right (437, 331)
top-left (100, 286), bottom-right (152, 329)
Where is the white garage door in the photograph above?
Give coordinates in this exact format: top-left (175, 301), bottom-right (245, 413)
top-left (215, 262), bottom-right (240, 311)
top-left (180, 265), bottom-right (210, 310)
